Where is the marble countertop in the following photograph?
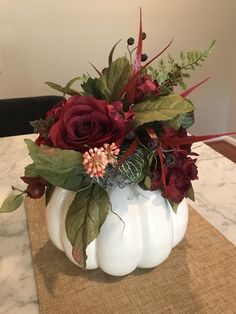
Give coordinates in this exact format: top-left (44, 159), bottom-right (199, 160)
top-left (0, 134), bottom-right (235, 314)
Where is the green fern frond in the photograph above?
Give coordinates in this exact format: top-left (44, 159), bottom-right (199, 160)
top-left (182, 40), bottom-right (215, 70)
top-left (147, 40), bottom-right (215, 92)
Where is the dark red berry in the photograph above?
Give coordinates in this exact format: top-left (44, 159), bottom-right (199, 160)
top-left (166, 154), bottom-right (176, 168)
top-left (147, 139), bottom-right (159, 151)
top-left (142, 32), bottom-right (146, 40)
top-left (26, 182), bottom-right (45, 199)
top-left (127, 37), bottom-right (135, 45)
top-left (141, 53), bottom-right (148, 62)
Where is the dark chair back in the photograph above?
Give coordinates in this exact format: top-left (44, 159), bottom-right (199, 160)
top-left (0, 95), bottom-right (64, 137)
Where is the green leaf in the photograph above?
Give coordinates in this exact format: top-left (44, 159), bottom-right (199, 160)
top-left (148, 40), bottom-right (215, 91)
top-left (96, 57), bottom-right (131, 101)
top-left (168, 199), bottom-right (179, 213)
top-left (0, 194), bottom-right (23, 213)
top-left (182, 40), bottom-right (216, 70)
top-left (45, 81), bottom-right (80, 96)
top-left (108, 39), bottom-right (121, 65)
top-left (65, 76), bottom-right (82, 90)
top-left (29, 119), bottom-right (45, 134)
top-left (65, 183), bottom-right (109, 268)
top-left (187, 184), bottom-right (195, 201)
top-left (139, 175), bottom-right (152, 190)
top-left (179, 111), bottom-right (194, 129)
top-left (168, 115), bottom-right (181, 131)
top-left (178, 79), bottom-right (187, 90)
top-left (24, 140), bottom-right (89, 191)
top-left (133, 95), bottom-right (194, 128)
top-left (117, 146), bottom-right (147, 183)
top-left (81, 77), bottom-right (103, 98)
top-left (24, 163), bottom-right (38, 177)
top-left (169, 111), bottom-right (194, 130)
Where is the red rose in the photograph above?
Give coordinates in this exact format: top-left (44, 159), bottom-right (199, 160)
top-left (49, 96), bottom-right (134, 152)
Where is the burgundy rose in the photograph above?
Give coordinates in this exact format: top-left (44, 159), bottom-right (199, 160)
top-left (49, 96), bottom-right (134, 152)
top-left (135, 74), bottom-right (161, 103)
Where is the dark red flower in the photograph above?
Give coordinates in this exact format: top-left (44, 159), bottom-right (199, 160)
top-left (46, 99), bottom-right (66, 119)
top-left (162, 156), bottom-right (198, 203)
top-left (35, 134), bottom-right (52, 147)
top-left (147, 127), bottom-right (198, 203)
top-left (160, 127), bottom-right (192, 154)
top-left (160, 127), bottom-right (198, 202)
top-left (49, 96), bottom-right (134, 152)
top-left (134, 74), bottom-right (161, 102)
top-left (35, 100), bottom-right (66, 147)
top-left (150, 168), bottom-right (162, 191)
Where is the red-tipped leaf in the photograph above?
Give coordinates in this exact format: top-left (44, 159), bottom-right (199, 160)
top-left (125, 8), bottom-right (143, 104)
top-left (143, 38), bottom-right (173, 68)
top-left (157, 149), bottom-right (166, 188)
top-left (180, 77), bottom-right (210, 98)
top-left (160, 132), bottom-right (236, 147)
top-left (88, 61), bottom-right (102, 76)
top-left (108, 39), bottom-right (122, 65)
top-left (119, 39), bottom-right (173, 103)
top-left (133, 8), bottom-right (143, 72)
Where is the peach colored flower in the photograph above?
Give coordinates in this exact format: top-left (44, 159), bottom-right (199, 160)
top-left (103, 143), bottom-right (120, 164)
top-left (83, 147), bottom-right (108, 178)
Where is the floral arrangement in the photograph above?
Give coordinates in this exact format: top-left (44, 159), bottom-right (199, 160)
top-left (1, 11), bottom-right (234, 268)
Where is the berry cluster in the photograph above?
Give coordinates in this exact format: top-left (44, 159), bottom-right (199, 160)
top-left (127, 32), bottom-right (148, 62)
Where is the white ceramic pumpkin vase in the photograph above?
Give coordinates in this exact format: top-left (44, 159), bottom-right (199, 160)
top-left (46, 184), bottom-right (188, 276)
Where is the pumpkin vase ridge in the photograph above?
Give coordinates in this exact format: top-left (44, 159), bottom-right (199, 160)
top-left (46, 184), bottom-right (188, 276)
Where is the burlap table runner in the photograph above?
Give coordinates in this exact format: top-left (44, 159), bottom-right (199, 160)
top-left (25, 197), bottom-right (236, 314)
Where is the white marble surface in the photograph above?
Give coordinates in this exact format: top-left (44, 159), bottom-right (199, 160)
top-left (190, 143), bottom-right (236, 245)
top-left (0, 134), bottom-right (39, 314)
top-left (0, 134), bottom-right (235, 314)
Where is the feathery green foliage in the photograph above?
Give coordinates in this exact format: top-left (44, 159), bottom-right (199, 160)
top-left (148, 40), bottom-right (215, 91)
